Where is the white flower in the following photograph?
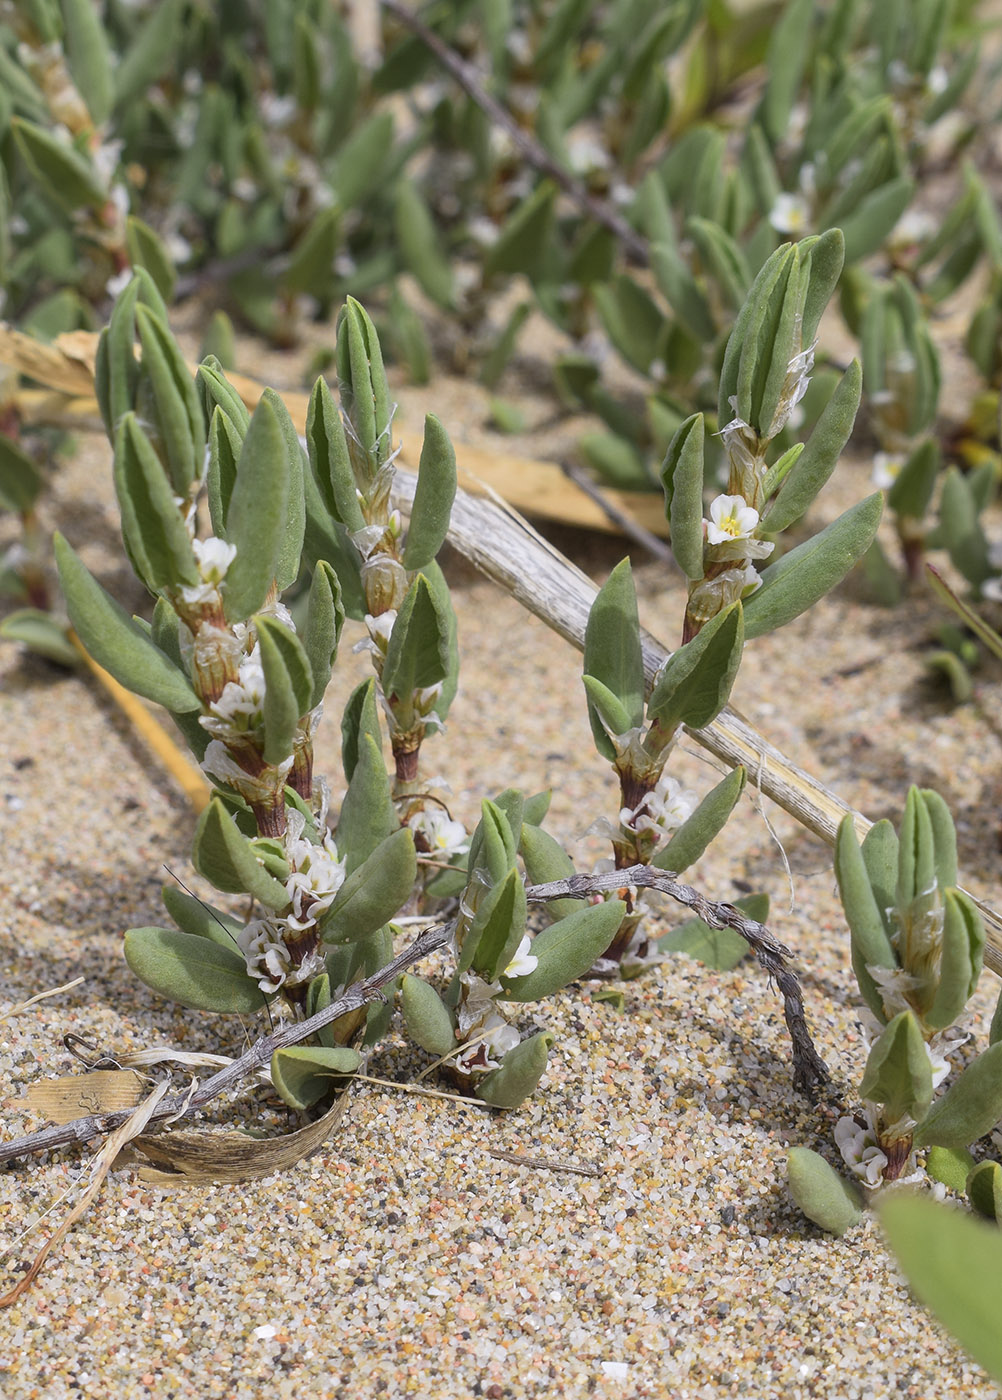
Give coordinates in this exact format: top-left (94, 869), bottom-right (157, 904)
top-left (834, 1112), bottom-right (891, 1188)
top-left (105, 267), bottom-right (133, 300)
top-left (705, 494), bottom-right (761, 544)
top-left (408, 808), bottom-right (469, 860)
top-left (205, 650), bottom-right (267, 728)
top-left (982, 577), bottom-right (1002, 603)
top-left (284, 828), bottom-right (346, 929)
top-left (622, 773), bottom-right (698, 839)
top-left (866, 962), bottom-right (923, 1019)
top-left (769, 192), bottom-right (811, 236)
top-left (200, 740), bottom-right (294, 803)
top-left (872, 452), bottom-right (903, 491)
top-left (455, 1011), bottom-right (520, 1073)
top-left (355, 610), bottom-right (397, 657)
top-left (238, 918), bottom-right (325, 994)
top-left (179, 536), bottom-right (238, 606)
top-left (502, 935), bottom-right (538, 980)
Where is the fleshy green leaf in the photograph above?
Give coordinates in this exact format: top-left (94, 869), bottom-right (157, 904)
top-left (270, 1045), bottom-right (360, 1111)
top-left (381, 574), bottom-right (451, 699)
top-left (860, 1011), bottom-right (933, 1124)
top-left (915, 1042), bottom-right (1002, 1149)
top-left (647, 603), bottom-right (744, 736)
top-left (401, 975), bottom-right (456, 1056)
top-left (500, 900), bottom-right (627, 1002)
top-left (160, 885), bottom-right (243, 950)
top-left (475, 1031), bottom-right (554, 1108)
top-left (661, 414), bottom-right (706, 581)
top-left (124, 926), bottom-right (265, 1014)
top-left (659, 891), bottom-right (767, 971)
top-left (223, 395), bottom-right (293, 622)
top-left (256, 615), bottom-right (314, 766)
top-left (880, 1192), bottom-right (1002, 1386)
top-left (402, 415), bottom-right (457, 571)
top-left (302, 561), bottom-right (344, 709)
top-left (0, 610), bottom-right (78, 668)
top-left (335, 733), bottom-right (396, 873)
top-left (742, 494), bottom-right (883, 639)
top-left (763, 361), bottom-right (862, 534)
top-left (318, 827), bottom-right (416, 944)
top-left (468, 868), bottom-right (528, 983)
top-left (191, 799), bottom-right (290, 909)
top-left (653, 766), bottom-right (746, 875)
top-left (54, 534), bottom-right (199, 712)
top-left (787, 1146), bottom-right (863, 1237)
top-left (583, 559), bottom-right (645, 756)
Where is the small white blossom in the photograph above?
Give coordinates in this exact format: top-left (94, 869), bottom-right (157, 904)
top-left (834, 1112), bottom-right (891, 1188)
top-left (238, 917), bottom-right (325, 994)
top-left (105, 267), bottom-right (133, 300)
top-left (872, 452), bottom-right (903, 491)
top-left (705, 494), bottom-right (761, 544)
top-left (179, 536), bottom-right (238, 606)
top-left (455, 1011), bottom-right (520, 1073)
top-left (284, 825), bottom-right (346, 930)
top-left (621, 773), bottom-right (698, 839)
top-left (769, 192), bottom-right (811, 236)
top-left (409, 808), bottom-right (469, 860)
top-left (503, 935), bottom-right (538, 980)
top-left (205, 650), bottom-right (267, 729)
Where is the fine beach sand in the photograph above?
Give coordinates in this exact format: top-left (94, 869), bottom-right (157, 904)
top-left (3, 339), bottom-right (1002, 1399)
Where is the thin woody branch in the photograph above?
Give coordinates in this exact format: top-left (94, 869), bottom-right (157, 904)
top-left (525, 865), bottom-right (830, 1096)
top-left (378, 0), bottom-right (650, 264)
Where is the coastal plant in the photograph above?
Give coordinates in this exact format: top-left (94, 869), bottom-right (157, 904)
top-left (523, 232), bottom-right (881, 969)
top-left (55, 278), bottom-right (723, 1112)
top-left (787, 786), bottom-right (1002, 1236)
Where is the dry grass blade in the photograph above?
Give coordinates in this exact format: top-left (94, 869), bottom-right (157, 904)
top-left (0, 1080), bottom-right (170, 1308)
top-left (0, 977), bottom-right (85, 1022)
top-left (129, 1092), bottom-right (348, 1185)
top-left (20, 1070), bottom-right (145, 1123)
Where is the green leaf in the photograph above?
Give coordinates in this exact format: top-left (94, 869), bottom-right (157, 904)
top-left (519, 823), bottom-right (579, 923)
top-left (786, 1147), bottom-right (863, 1237)
top-left (205, 408), bottom-right (243, 537)
top-left (270, 1045), bottom-right (360, 1111)
top-left (653, 766), bottom-right (746, 875)
top-left (840, 177), bottom-right (916, 264)
top-left (335, 733), bottom-right (396, 873)
top-left (381, 574), bottom-right (451, 699)
top-left (860, 1011), bottom-right (933, 1124)
top-left (500, 900), bottom-right (626, 1002)
top-left (0, 433), bottom-right (43, 513)
top-left (303, 561), bottom-right (344, 709)
top-left (476, 1031), bottom-right (554, 1109)
top-left (686, 217), bottom-right (750, 312)
top-left (581, 675), bottom-right (633, 759)
top-left (126, 216), bottom-right (176, 303)
top-left (484, 183), bottom-right (557, 281)
top-left (835, 813), bottom-right (897, 1023)
top-left (0, 610), bottom-right (78, 668)
top-left (966, 1160), bottom-right (1002, 1223)
top-left (54, 534), bottom-right (199, 712)
top-left (335, 298), bottom-right (391, 482)
top-left (650, 242), bottom-right (716, 343)
top-left (661, 413), bottom-right (705, 580)
top-left (96, 271), bottom-right (166, 435)
top-left (113, 413), bottom-right (199, 593)
top-left (264, 388), bottom-right (306, 595)
top-left (113, 0), bottom-right (184, 108)
top-left (896, 785), bottom-right (937, 911)
top-left (283, 207), bottom-right (339, 297)
top-left (11, 116), bottom-right (106, 212)
top-left (135, 304), bottom-right (205, 497)
top-left (319, 827), bottom-right (416, 944)
top-left (916, 1042), bottom-right (1002, 1149)
top-left (659, 892), bottom-right (767, 972)
top-left (191, 799), bottom-right (290, 909)
top-left (742, 494), bottom-right (883, 639)
top-left (394, 180), bottom-right (454, 308)
top-left (469, 868), bottom-right (528, 983)
top-left (759, 0), bottom-right (813, 144)
top-left (223, 395), bottom-right (293, 622)
top-left (400, 975), bottom-right (456, 1056)
top-left (939, 468), bottom-right (991, 588)
top-left (340, 679), bottom-right (382, 785)
top-left (718, 243), bottom-right (791, 430)
top-left (402, 416), bottom-right (457, 571)
top-left (124, 926), bottom-right (265, 1014)
top-left (647, 603), bottom-right (744, 735)
top-left (763, 361), bottom-right (862, 534)
top-left (256, 615), bottom-right (314, 767)
top-left (160, 885), bottom-right (243, 950)
top-left (925, 1145), bottom-right (977, 1194)
top-left (887, 439), bottom-right (940, 522)
top-left (305, 375), bottom-right (365, 532)
top-left (583, 559), bottom-right (645, 757)
top-left (880, 1193), bottom-right (1002, 1386)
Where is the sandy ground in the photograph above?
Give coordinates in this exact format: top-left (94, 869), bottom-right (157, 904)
top-left (3, 322), bottom-right (1002, 1400)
